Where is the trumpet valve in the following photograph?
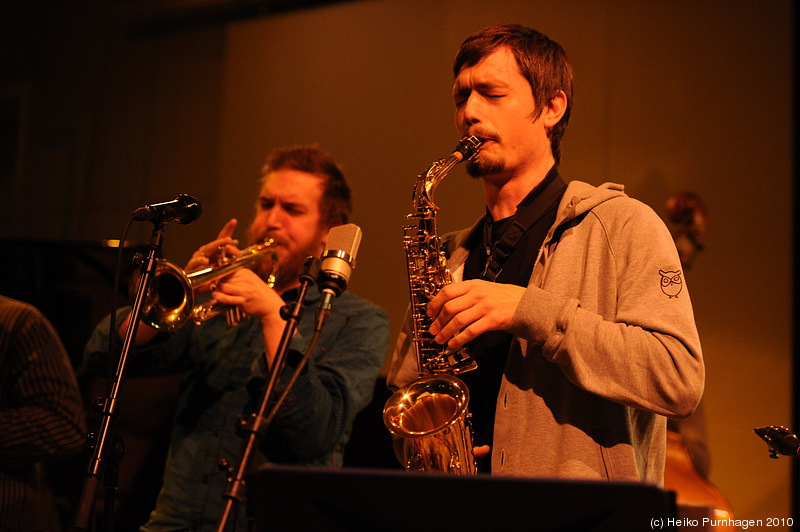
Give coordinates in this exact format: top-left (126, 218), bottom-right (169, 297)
top-left (226, 307), bottom-right (247, 327)
top-left (216, 244), bottom-right (229, 264)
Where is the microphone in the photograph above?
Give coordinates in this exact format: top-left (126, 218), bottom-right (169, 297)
top-left (317, 223), bottom-right (362, 312)
top-left (754, 426), bottom-right (800, 458)
top-left (133, 194), bottom-right (202, 225)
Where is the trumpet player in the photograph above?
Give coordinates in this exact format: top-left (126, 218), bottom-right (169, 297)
top-left (85, 145), bottom-right (389, 532)
top-left (388, 24), bottom-right (704, 483)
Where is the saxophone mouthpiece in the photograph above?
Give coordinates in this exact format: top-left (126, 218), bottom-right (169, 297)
top-left (454, 136), bottom-right (483, 161)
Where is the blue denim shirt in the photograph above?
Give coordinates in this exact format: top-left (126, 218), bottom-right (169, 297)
top-left (85, 284), bottom-right (389, 531)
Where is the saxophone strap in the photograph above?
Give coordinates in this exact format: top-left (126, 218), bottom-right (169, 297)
top-left (481, 168), bottom-right (566, 282)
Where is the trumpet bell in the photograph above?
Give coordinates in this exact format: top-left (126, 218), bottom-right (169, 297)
top-left (137, 259), bottom-right (195, 332)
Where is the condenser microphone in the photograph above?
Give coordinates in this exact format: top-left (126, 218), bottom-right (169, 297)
top-left (317, 223), bottom-right (362, 311)
top-left (133, 194), bottom-right (202, 225)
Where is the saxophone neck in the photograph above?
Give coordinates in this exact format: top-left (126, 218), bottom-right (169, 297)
top-left (412, 136), bottom-right (483, 213)
top-left (411, 173), bottom-right (438, 215)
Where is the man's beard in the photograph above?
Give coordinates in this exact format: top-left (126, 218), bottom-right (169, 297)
top-left (249, 246), bottom-right (284, 288)
top-left (466, 154), bottom-right (505, 178)
top-left (272, 246), bottom-right (310, 290)
top-left (249, 231), bottom-right (323, 292)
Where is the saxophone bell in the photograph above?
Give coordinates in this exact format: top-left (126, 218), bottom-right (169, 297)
top-left (383, 374), bottom-right (476, 474)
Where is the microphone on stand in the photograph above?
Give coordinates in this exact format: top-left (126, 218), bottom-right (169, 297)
top-left (316, 223), bottom-right (362, 312)
top-left (754, 426), bottom-right (800, 458)
top-left (214, 224), bottom-right (362, 532)
top-left (133, 193), bottom-right (202, 225)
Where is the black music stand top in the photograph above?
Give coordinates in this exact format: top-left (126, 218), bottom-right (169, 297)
top-left (246, 465), bottom-right (677, 532)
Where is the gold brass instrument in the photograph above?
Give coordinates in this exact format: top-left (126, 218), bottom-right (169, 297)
top-left (383, 136), bottom-right (482, 475)
top-left (136, 239), bottom-right (278, 331)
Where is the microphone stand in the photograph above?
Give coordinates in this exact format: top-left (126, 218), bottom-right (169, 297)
top-left (72, 223), bottom-right (166, 532)
top-left (215, 257), bottom-right (320, 532)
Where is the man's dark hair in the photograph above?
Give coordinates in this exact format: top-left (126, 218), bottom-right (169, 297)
top-left (261, 145), bottom-right (352, 227)
top-left (453, 24), bottom-right (574, 163)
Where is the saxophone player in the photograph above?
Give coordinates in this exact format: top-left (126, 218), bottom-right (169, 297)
top-left (387, 24), bottom-right (704, 483)
top-left (85, 145), bottom-right (390, 532)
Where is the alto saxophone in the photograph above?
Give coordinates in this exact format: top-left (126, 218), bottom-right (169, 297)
top-left (383, 135), bottom-right (482, 475)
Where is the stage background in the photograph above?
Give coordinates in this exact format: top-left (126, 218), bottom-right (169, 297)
top-left (0, 0), bottom-right (795, 529)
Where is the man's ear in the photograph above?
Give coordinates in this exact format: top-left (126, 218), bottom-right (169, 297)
top-left (543, 89), bottom-right (568, 128)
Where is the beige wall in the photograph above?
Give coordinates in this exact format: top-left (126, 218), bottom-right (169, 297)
top-left (1, 0), bottom-right (794, 527)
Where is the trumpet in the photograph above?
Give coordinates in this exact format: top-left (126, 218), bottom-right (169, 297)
top-left (134, 239), bottom-right (279, 331)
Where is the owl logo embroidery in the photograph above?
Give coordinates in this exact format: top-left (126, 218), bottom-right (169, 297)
top-left (659, 270), bottom-right (683, 298)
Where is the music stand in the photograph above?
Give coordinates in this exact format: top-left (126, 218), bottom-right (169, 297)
top-left (246, 465), bottom-right (678, 531)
